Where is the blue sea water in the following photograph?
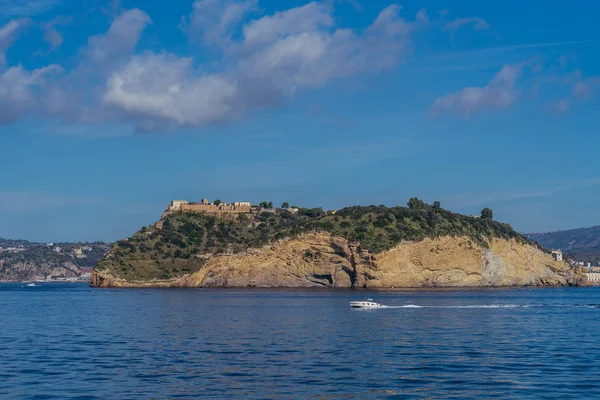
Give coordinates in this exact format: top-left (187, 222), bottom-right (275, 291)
top-left (1, 284), bottom-right (600, 399)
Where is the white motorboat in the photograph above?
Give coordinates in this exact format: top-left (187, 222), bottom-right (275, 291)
top-left (26, 283), bottom-right (36, 287)
top-left (350, 298), bottom-right (382, 308)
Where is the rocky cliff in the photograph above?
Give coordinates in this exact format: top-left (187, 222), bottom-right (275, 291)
top-left (92, 233), bottom-right (583, 288)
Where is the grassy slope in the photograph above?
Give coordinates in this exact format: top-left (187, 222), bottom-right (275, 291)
top-left (97, 204), bottom-right (534, 282)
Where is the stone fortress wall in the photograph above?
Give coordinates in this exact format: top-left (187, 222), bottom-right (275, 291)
top-left (167, 199), bottom-right (253, 215)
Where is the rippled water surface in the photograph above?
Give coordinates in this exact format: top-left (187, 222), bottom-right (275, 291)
top-left (1, 284), bottom-right (600, 399)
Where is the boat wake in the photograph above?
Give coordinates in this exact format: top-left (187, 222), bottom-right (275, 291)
top-left (373, 304), bottom-right (600, 309)
top-left (387, 304), bottom-right (526, 309)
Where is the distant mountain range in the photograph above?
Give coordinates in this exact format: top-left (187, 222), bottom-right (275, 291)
top-left (525, 226), bottom-right (600, 265)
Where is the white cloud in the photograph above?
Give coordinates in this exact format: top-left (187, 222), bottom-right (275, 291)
top-left (102, 2), bottom-right (422, 130)
top-left (42, 15), bottom-right (71, 52)
top-left (0, 0), bottom-right (60, 17)
top-left (416, 9), bottom-right (429, 25)
top-left (0, 19), bottom-right (28, 65)
top-left (85, 8), bottom-right (151, 66)
top-left (183, 0), bottom-right (257, 47)
top-left (429, 64), bottom-right (522, 118)
top-left (0, 64), bottom-right (63, 123)
top-left (549, 71), bottom-right (600, 114)
top-left (0, 3), bottom-right (425, 132)
top-left (35, 9), bottom-right (153, 124)
top-left (243, 2), bottom-right (334, 46)
top-left (103, 52), bottom-right (239, 129)
top-left (444, 17), bottom-right (490, 32)
top-left (236, 4), bottom-right (413, 96)
top-left (571, 76), bottom-right (600, 100)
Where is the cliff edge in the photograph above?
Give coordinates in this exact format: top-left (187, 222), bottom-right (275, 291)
top-left (92, 232), bottom-right (583, 288)
top-left (93, 202), bottom-right (584, 288)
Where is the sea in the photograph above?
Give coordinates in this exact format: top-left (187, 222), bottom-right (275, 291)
top-left (1, 283), bottom-right (600, 399)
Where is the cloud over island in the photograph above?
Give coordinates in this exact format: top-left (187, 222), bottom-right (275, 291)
top-left (0, 1), bottom-right (430, 131)
top-left (0, 0), bottom-right (593, 132)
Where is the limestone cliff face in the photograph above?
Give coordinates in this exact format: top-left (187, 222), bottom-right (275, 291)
top-left (91, 234), bottom-right (583, 288)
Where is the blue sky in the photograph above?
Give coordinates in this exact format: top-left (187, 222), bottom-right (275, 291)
top-left (0, 0), bottom-right (599, 242)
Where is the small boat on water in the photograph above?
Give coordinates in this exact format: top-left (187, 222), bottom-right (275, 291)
top-left (350, 298), bottom-right (383, 308)
top-left (26, 283), bottom-right (36, 287)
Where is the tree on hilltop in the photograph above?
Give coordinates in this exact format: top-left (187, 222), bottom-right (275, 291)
top-left (259, 201), bottom-right (273, 209)
top-left (407, 197), bottom-right (426, 210)
top-left (432, 201), bottom-right (441, 210)
top-left (281, 202), bottom-right (290, 209)
top-left (213, 199), bottom-right (222, 206)
top-left (481, 208), bottom-right (494, 221)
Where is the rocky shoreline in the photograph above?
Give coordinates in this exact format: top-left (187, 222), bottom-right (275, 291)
top-left (92, 234), bottom-right (584, 288)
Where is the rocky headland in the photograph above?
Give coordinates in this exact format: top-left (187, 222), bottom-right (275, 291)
top-left (92, 200), bottom-right (584, 288)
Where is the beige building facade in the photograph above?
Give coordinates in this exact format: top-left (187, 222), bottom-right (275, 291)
top-left (586, 272), bottom-right (600, 285)
top-left (168, 199), bottom-right (253, 215)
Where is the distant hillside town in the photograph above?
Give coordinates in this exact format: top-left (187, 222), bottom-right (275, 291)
top-left (550, 249), bottom-right (600, 285)
top-left (526, 226), bottom-right (600, 265)
top-left (0, 239), bottom-right (111, 282)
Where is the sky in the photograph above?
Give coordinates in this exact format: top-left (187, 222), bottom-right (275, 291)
top-left (0, 0), bottom-right (599, 242)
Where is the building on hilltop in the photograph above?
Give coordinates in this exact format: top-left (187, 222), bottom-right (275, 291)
top-left (551, 249), bottom-right (563, 261)
top-left (168, 200), bottom-right (189, 212)
top-left (167, 199), bottom-right (253, 215)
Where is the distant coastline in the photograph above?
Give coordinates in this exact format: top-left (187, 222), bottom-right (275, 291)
top-left (0, 278), bottom-right (90, 284)
top-left (0, 239), bottom-right (110, 282)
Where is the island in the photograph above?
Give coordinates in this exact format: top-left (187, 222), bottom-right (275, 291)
top-left (91, 198), bottom-right (584, 288)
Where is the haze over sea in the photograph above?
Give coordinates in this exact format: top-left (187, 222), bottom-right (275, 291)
top-left (1, 284), bottom-right (599, 399)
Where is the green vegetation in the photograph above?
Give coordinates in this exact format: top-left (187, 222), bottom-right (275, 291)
top-left (98, 199), bottom-right (533, 281)
top-left (481, 207), bottom-right (494, 221)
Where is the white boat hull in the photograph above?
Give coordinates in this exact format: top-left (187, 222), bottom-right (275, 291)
top-left (350, 300), bottom-right (382, 308)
